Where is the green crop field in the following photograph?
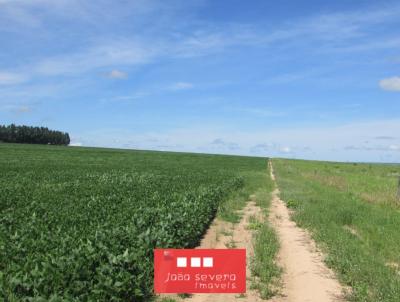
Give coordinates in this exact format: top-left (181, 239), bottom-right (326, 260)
top-left (0, 143), bottom-right (268, 301)
top-left (273, 159), bottom-right (400, 302)
top-left (3, 143), bottom-right (400, 302)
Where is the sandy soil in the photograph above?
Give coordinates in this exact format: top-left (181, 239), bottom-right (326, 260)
top-left (161, 162), bottom-right (345, 302)
top-left (269, 162), bottom-right (345, 302)
top-left (167, 196), bottom-right (265, 302)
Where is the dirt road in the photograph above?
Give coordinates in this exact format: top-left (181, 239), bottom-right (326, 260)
top-left (163, 161), bottom-right (345, 302)
top-left (269, 161), bottom-right (345, 302)
top-left (169, 196), bottom-right (265, 302)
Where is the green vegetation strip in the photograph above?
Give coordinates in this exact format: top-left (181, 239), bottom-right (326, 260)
top-left (214, 162), bottom-right (281, 299)
top-left (273, 159), bottom-right (400, 302)
top-left (250, 172), bottom-right (280, 299)
top-left (0, 143), bottom-right (267, 301)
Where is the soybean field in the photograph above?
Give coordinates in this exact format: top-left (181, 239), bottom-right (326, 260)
top-left (0, 143), bottom-right (267, 301)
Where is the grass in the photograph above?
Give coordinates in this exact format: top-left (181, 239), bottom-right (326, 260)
top-left (215, 160), bottom-right (281, 298)
top-left (159, 298), bottom-right (177, 302)
top-left (249, 166), bottom-right (281, 299)
top-left (156, 160), bottom-right (280, 301)
top-left (247, 215), bottom-right (263, 230)
top-left (288, 159), bottom-right (400, 207)
top-left (217, 170), bottom-right (270, 223)
top-left (273, 158), bottom-right (400, 302)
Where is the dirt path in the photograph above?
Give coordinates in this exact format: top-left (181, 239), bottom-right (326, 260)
top-left (269, 161), bottom-right (345, 302)
top-left (170, 196), bottom-right (265, 302)
top-left (162, 162), bottom-right (345, 302)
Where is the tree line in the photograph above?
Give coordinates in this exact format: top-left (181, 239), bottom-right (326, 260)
top-left (0, 124), bottom-right (70, 145)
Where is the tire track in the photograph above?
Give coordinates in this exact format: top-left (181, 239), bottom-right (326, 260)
top-left (269, 161), bottom-right (345, 302)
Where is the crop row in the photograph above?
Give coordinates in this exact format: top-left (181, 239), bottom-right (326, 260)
top-left (0, 144), bottom-right (265, 301)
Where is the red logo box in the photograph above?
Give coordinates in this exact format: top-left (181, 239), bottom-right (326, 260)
top-left (154, 249), bottom-right (246, 293)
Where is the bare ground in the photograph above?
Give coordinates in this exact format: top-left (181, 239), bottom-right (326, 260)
top-left (161, 162), bottom-right (346, 302)
top-left (269, 162), bottom-right (345, 302)
top-left (164, 196), bottom-right (265, 302)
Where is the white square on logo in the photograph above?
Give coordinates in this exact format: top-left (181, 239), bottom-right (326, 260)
top-left (177, 257), bottom-right (187, 268)
top-left (203, 257), bottom-right (213, 267)
top-left (190, 257), bottom-right (201, 267)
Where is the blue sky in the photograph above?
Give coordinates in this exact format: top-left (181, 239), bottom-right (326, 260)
top-left (0, 0), bottom-right (399, 162)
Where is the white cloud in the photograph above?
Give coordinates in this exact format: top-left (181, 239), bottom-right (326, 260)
top-left (379, 76), bottom-right (400, 92)
top-left (101, 92), bottom-right (149, 102)
top-left (0, 104), bottom-right (34, 114)
top-left (209, 138), bottom-right (240, 151)
top-left (344, 144), bottom-right (400, 152)
top-left (69, 135), bottom-right (84, 147)
top-left (374, 136), bottom-right (396, 140)
top-left (74, 119), bottom-right (400, 162)
top-left (34, 40), bottom-right (154, 76)
top-left (280, 146), bottom-right (292, 153)
top-left (0, 0), bottom-right (163, 30)
top-left (106, 70), bottom-right (128, 79)
top-left (250, 143), bottom-right (274, 153)
top-left (229, 106), bottom-right (286, 117)
top-left (169, 82), bottom-right (193, 91)
top-left (16, 105), bottom-right (31, 113)
top-left (2, 2), bottom-right (399, 83)
top-left (0, 71), bottom-right (26, 85)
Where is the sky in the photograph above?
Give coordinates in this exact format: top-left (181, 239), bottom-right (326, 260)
top-left (0, 0), bottom-right (399, 162)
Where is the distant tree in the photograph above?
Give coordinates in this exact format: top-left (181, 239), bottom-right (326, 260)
top-left (0, 124), bottom-right (70, 146)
